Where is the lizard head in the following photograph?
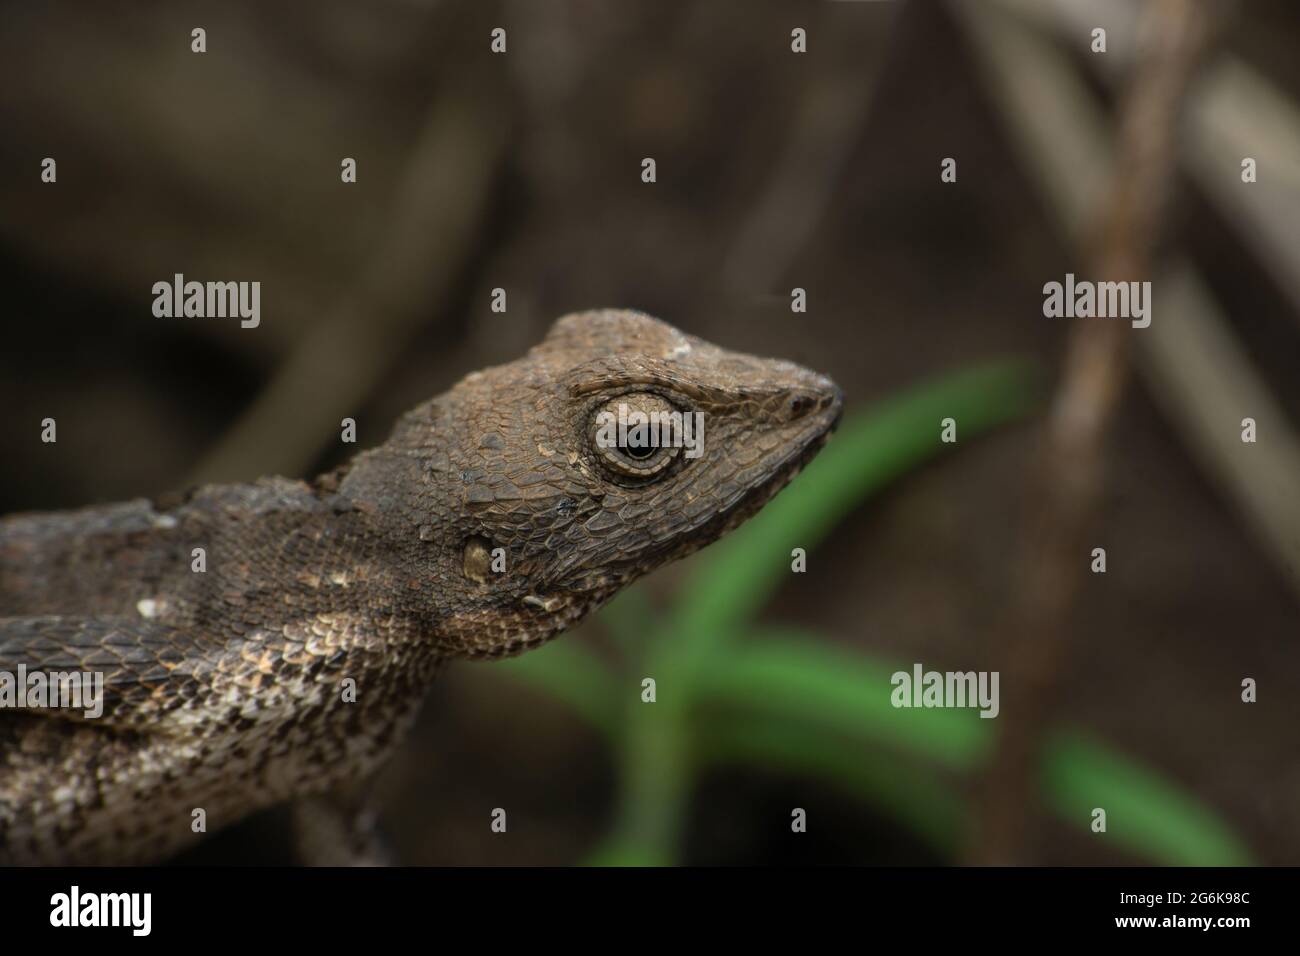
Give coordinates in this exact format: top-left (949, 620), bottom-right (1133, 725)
top-left (346, 309), bottom-right (841, 659)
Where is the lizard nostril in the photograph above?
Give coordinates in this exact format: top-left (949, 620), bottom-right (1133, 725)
top-left (788, 395), bottom-right (816, 419)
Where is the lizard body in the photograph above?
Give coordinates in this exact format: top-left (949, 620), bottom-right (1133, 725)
top-left (0, 310), bottom-right (840, 864)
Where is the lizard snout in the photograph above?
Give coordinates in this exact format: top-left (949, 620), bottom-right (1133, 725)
top-left (781, 373), bottom-right (843, 429)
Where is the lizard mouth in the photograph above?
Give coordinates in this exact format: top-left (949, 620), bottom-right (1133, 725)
top-left (721, 401), bottom-right (841, 530)
top-left (661, 382), bottom-right (843, 554)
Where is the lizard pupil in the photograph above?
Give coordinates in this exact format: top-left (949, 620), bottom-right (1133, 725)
top-left (622, 439), bottom-right (656, 460)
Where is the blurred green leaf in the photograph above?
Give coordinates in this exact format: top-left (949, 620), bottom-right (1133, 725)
top-left (700, 637), bottom-right (1252, 866)
top-left (494, 589), bottom-right (659, 740)
top-left (695, 632), bottom-right (989, 769)
top-left (696, 710), bottom-right (965, 857)
top-left (1044, 730), bottom-right (1252, 866)
top-left (492, 640), bottom-right (620, 743)
top-left (597, 586), bottom-right (659, 645)
top-left (498, 632), bottom-right (1253, 866)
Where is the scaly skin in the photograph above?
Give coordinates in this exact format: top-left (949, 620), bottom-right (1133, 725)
top-left (0, 310), bottom-right (841, 864)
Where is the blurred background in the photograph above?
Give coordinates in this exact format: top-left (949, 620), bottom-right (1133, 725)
top-left (0, 0), bottom-right (1296, 865)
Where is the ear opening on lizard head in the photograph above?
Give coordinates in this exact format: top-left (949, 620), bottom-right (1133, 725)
top-left (462, 536), bottom-right (494, 585)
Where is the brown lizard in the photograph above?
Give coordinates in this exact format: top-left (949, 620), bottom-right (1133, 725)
top-left (0, 309), bottom-right (841, 864)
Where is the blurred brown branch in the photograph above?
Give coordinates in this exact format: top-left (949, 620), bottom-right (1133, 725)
top-left (960, 0), bottom-right (1300, 607)
top-left (998, 0), bottom-right (1300, 320)
top-left (186, 95), bottom-right (508, 485)
top-left (961, 0), bottom-right (1213, 865)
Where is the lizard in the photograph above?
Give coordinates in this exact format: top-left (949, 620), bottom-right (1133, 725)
top-left (0, 309), bottom-right (841, 865)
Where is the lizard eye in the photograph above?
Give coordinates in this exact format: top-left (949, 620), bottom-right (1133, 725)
top-left (589, 393), bottom-right (683, 479)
